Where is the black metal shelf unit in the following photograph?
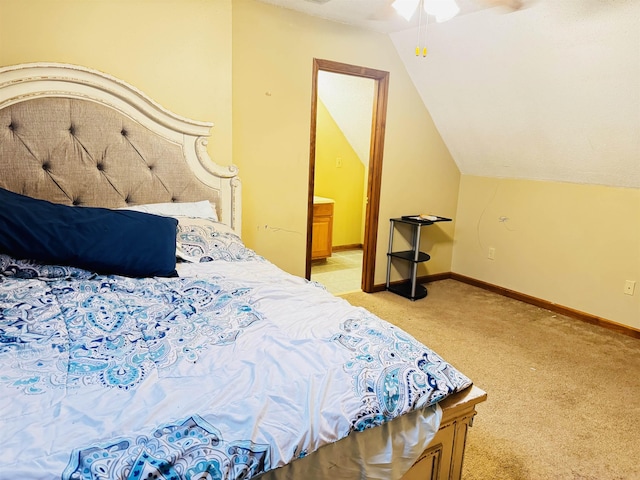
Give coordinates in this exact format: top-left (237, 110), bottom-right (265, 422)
top-left (386, 216), bottom-right (452, 300)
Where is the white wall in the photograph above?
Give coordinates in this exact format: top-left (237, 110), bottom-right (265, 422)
top-left (390, 0), bottom-right (640, 188)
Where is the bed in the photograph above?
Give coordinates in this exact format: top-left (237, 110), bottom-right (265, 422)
top-left (0, 62), bottom-right (486, 480)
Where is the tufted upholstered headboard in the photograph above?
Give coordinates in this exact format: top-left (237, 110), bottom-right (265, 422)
top-left (0, 63), bottom-right (241, 234)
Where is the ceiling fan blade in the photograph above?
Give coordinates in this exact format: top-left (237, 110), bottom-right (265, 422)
top-left (475, 0), bottom-right (525, 11)
top-left (367, 0), bottom-right (531, 23)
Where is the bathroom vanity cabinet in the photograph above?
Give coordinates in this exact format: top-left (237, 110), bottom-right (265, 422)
top-left (311, 197), bottom-right (334, 260)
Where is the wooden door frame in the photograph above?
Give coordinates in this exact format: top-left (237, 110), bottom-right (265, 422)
top-left (305, 58), bottom-right (390, 293)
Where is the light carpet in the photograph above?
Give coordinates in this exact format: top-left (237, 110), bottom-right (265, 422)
top-left (340, 279), bottom-right (640, 480)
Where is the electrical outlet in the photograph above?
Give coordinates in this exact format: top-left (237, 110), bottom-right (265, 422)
top-left (624, 280), bottom-right (636, 296)
top-left (488, 247), bottom-right (495, 260)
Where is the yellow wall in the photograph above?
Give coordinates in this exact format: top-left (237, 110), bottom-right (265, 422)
top-left (315, 100), bottom-right (365, 247)
top-left (0, 0), bottom-right (459, 283)
top-left (453, 176), bottom-right (640, 329)
top-left (0, 0), bottom-right (233, 168)
top-left (232, 0), bottom-right (460, 279)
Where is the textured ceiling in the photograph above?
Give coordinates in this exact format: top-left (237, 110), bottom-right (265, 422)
top-left (256, 0), bottom-right (492, 33)
top-left (257, 0), bottom-right (640, 188)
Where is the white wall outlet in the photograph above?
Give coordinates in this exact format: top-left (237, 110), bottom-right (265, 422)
top-left (624, 280), bottom-right (636, 296)
top-left (488, 247), bottom-right (496, 260)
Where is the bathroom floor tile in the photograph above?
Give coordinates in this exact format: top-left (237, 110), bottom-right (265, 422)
top-left (311, 248), bottom-right (362, 295)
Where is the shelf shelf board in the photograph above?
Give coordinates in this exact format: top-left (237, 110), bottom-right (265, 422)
top-left (388, 250), bottom-right (431, 263)
top-left (387, 281), bottom-right (427, 301)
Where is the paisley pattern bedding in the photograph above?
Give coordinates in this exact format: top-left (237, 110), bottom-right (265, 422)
top-left (0, 244), bottom-right (472, 479)
top-left (176, 217), bottom-right (261, 263)
top-left (0, 253), bottom-right (94, 280)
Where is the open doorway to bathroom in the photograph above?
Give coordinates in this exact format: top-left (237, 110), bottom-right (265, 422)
top-left (305, 59), bottom-right (389, 294)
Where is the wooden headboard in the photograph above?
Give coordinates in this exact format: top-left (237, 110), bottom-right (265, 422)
top-left (0, 62), bottom-right (241, 234)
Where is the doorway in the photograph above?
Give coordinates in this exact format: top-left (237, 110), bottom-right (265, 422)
top-left (305, 59), bottom-right (390, 293)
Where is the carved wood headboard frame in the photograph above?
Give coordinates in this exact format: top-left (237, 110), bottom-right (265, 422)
top-left (0, 62), bottom-right (241, 235)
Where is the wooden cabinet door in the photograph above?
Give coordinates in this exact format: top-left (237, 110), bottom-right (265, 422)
top-left (312, 202), bottom-right (334, 260)
top-left (312, 215), bottom-right (333, 260)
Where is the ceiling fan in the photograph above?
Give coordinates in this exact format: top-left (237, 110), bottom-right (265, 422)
top-left (380, 0), bottom-right (528, 56)
top-left (388, 0), bottom-right (525, 23)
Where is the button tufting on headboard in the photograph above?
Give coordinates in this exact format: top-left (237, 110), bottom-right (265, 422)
top-left (0, 63), bottom-right (240, 235)
top-left (0, 97), bottom-right (225, 210)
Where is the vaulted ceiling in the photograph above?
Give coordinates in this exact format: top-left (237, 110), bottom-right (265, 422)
top-left (257, 0), bottom-right (640, 189)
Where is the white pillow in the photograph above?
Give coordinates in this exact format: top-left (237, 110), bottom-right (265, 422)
top-left (121, 200), bottom-right (219, 221)
top-left (175, 217), bottom-right (257, 263)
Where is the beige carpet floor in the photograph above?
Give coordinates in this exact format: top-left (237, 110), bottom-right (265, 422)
top-left (340, 279), bottom-right (640, 480)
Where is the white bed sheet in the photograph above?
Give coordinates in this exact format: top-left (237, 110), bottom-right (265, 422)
top-left (177, 261), bottom-right (445, 480)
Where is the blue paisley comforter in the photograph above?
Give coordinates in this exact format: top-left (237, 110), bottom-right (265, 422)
top-left (0, 250), bottom-right (471, 479)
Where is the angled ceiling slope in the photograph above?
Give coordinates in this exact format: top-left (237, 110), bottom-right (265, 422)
top-left (257, 0), bottom-right (640, 189)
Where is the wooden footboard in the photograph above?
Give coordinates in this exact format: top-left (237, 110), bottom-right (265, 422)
top-left (400, 385), bottom-right (487, 480)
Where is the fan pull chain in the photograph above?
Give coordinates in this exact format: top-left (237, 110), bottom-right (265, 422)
top-left (416, 0), bottom-right (428, 57)
top-left (422, 15), bottom-right (428, 57)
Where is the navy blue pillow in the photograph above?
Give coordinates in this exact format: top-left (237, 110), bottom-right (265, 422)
top-left (0, 188), bottom-right (177, 277)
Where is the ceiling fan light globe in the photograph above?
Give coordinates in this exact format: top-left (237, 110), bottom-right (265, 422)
top-left (423, 0), bottom-right (460, 22)
top-left (392, 0), bottom-right (420, 21)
